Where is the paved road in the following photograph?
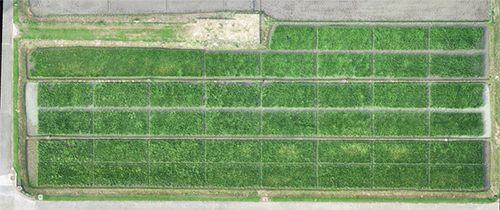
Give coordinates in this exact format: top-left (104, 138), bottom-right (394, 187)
top-left (28, 0), bottom-right (489, 21)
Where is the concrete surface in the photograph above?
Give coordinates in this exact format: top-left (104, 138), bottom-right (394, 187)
top-left (25, 83), bottom-right (37, 136)
top-left (28, 0), bottom-right (489, 21)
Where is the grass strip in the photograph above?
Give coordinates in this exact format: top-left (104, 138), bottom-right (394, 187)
top-left (317, 54), bottom-right (371, 78)
top-left (94, 164), bottom-right (148, 186)
top-left (94, 83), bottom-right (147, 107)
top-left (262, 165), bottom-right (316, 188)
top-left (38, 111), bottom-right (92, 135)
top-left (37, 83), bottom-right (92, 107)
top-left (430, 113), bottom-right (483, 137)
top-left (94, 140), bottom-right (148, 162)
top-left (373, 141), bottom-right (427, 163)
top-left (270, 27), bottom-right (316, 50)
top-left (373, 83), bottom-right (427, 108)
top-left (261, 53), bottom-right (316, 78)
top-left (262, 141), bottom-right (316, 163)
top-left (430, 166), bottom-right (484, 190)
top-left (149, 140), bottom-right (204, 163)
top-left (318, 165), bottom-right (372, 189)
top-left (205, 52), bottom-right (259, 77)
top-left (429, 141), bottom-right (484, 164)
top-left (262, 83), bottom-right (316, 108)
top-left (373, 112), bottom-right (428, 137)
top-left (430, 27), bottom-right (484, 50)
top-left (37, 140), bottom-right (92, 162)
top-left (206, 140), bottom-right (260, 163)
top-left (373, 165), bottom-right (428, 189)
top-left (205, 111), bottom-right (260, 136)
top-left (206, 83), bottom-right (260, 108)
top-left (317, 112), bottom-right (371, 136)
top-left (93, 111), bottom-right (148, 135)
top-left (149, 164), bottom-right (204, 187)
top-left (430, 54), bottom-right (484, 78)
top-left (430, 83), bottom-right (484, 109)
top-left (149, 83), bottom-right (204, 107)
top-left (318, 83), bottom-right (371, 108)
top-left (318, 141), bottom-right (371, 163)
top-left (206, 164), bottom-right (260, 188)
top-left (317, 27), bottom-right (371, 50)
top-left (373, 27), bottom-right (427, 50)
top-left (262, 112), bottom-right (316, 136)
top-left (373, 54), bottom-right (427, 78)
top-left (37, 163), bottom-right (92, 186)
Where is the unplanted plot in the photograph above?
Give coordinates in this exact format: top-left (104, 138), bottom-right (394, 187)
top-left (149, 111), bottom-right (203, 136)
top-left (430, 113), bottom-right (483, 137)
top-left (270, 27), bottom-right (316, 50)
top-left (317, 112), bottom-right (371, 136)
top-left (261, 53), bottom-right (316, 78)
top-left (38, 140), bottom-right (92, 162)
top-left (318, 141), bottom-right (371, 163)
top-left (262, 165), bottom-right (316, 188)
top-left (373, 165), bottom-right (427, 189)
top-left (205, 111), bottom-right (260, 136)
top-left (204, 52), bottom-right (259, 77)
top-left (206, 164), bottom-right (260, 188)
top-left (318, 83), bottom-right (371, 108)
top-left (149, 140), bottom-right (204, 163)
top-left (430, 27), bottom-right (484, 50)
top-left (149, 83), bottom-right (204, 107)
top-left (318, 27), bottom-right (371, 51)
top-left (94, 164), bottom-right (148, 186)
top-left (94, 83), bottom-right (147, 107)
top-left (430, 83), bottom-right (484, 109)
top-left (262, 141), bottom-right (315, 163)
top-left (373, 83), bottom-right (427, 108)
top-left (38, 111), bottom-right (92, 135)
top-left (37, 163), bottom-right (92, 186)
top-left (373, 112), bottom-right (428, 137)
top-left (94, 111), bottom-right (148, 135)
top-left (149, 164), bottom-right (203, 187)
top-left (206, 140), bottom-right (260, 163)
top-left (373, 141), bottom-right (427, 163)
top-left (262, 83), bottom-right (316, 108)
top-left (430, 166), bottom-right (484, 190)
top-left (373, 27), bottom-right (427, 50)
top-left (373, 54), bottom-right (427, 78)
top-left (430, 141), bottom-right (483, 164)
top-left (94, 140), bottom-right (148, 162)
top-left (37, 83), bottom-right (91, 107)
top-left (430, 54), bottom-right (484, 78)
top-left (317, 54), bottom-right (371, 78)
top-left (318, 165), bottom-right (371, 189)
top-left (262, 112), bottom-right (316, 136)
top-left (206, 83), bottom-right (259, 108)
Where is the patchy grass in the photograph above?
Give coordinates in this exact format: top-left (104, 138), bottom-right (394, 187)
top-left (261, 53), bottom-right (316, 78)
top-left (373, 141), bottom-right (427, 163)
top-left (373, 54), bottom-right (427, 78)
top-left (149, 111), bottom-right (203, 136)
top-left (94, 140), bottom-right (148, 162)
top-left (373, 112), bottom-right (428, 137)
top-left (94, 164), bottom-right (148, 186)
top-left (38, 111), bottom-right (92, 135)
top-left (318, 165), bottom-right (372, 189)
top-left (149, 140), bottom-right (204, 163)
top-left (37, 140), bottom-right (92, 162)
top-left (262, 112), bottom-right (316, 136)
top-left (37, 163), bottom-right (92, 186)
top-left (430, 83), bottom-right (484, 109)
top-left (270, 26), bottom-right (316, 50)
top-left (430, 27), bottom-right (484, 50)
top-left (37, 83), bottom-right (91, 107)
top-left (430, 54), bottom-right (484, 78)
top-left (373, 83), bottom-right (428, 108)
top-left (430, 113), bottom-right (484, 137)
top-left (262, 141), bottom-right (315, 163)
top-left (206, 83), bottom-right (260, 108)
top-left (262, 83), bottom-right (316, 108)
top-left (206, 140), bottom-right (260, 163)
top-left (262, 165), bottom-right (316, 188)
top-left (373, 27), bottom-right (428, 50)
top-left (318, 83), bottom-right (371, 108)
top-left (317, 112), bottom-right (372, 136)
top-left (318, 141), bottom-right (371, 163)
top-left (204, 52), bottom-right (260, 77)
top-left (149, 164), bottom-right (204, 187)
top-left (429, 141), bottom-right (484, 164)
top-left (318, 27), bottom-right (371, 50)
top-left (149, 83), bottom-right (204, 107)
top-left (94, 83), bottom-right (147, 107)
top-left (205, 111), bottom-right (260, 136)
top-left (430, 166), bottom-right (484, 190)
top-left (317, 54), bottom-right (371, 77)
top-left (373, 165), bottom-right (428, 189)
top-left (206, 164), bottom-right (260, 188)
top-left (93, 111), bottom-right (148, 135)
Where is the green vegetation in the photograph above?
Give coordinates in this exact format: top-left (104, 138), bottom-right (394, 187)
top-left (318, 27), bottom-right (371, 50)
top-left (262, 112), bottom-right (316, 136)
top-left (94, 83), bottom-right (147, 107)
top-left (150, 164), bottom-right (204, 187)
top-left (37, 83), bottom-right (91, 107)
top-left (318, 84), bottom-right (371, 108)
top-left (373, 141), bottom-right (427, 163)
top-left (149, 140), bottom-right (204, 163)
top-left (318, 165), bottom-right (372, 188)
top-left (205, 111), bottom-right (260, 136)
top-left (205, 53), bottom-right (259, 77)
top-left (430, 54), bottom-right (484, 78)
top-left (373, 54), bottom-right (427, 78)
top-left (149, 111), bottom-right (203, 136)
top-left (30, 48), bottom-right (203, 77)
top-left (317, 54), bottom-right (371, 77)
top-left (262, 83), bottom-right (316, 107)
top-left (94, 164), bottom-right (148, 186)
top-left (373, 112), bottom-right (428, 137)
top-left (206, 164), bottom-right (260, 188)
top-left (149, 83), bottom-right (204, 107)
top-left (37, 163), bottom-right (92, 186)
top-left (94, 111), bottom-right (148, 135)
top-left (429, 141), bottom-right (483, 164)
top-left (318, 141), bottom-right (371, 163)
top-left (94, 140), bottom-right (148, 162)
top-left (373, 27), bottom-right (427, 50)
top-left (261, 53), bottom-right (316, 78)
top-left (430, 166), bottom-right (484, 190)
top-left (430, 27), bottom-right (484, 50)
top-left (262, 141), bottom-right (315, 163)
top-left (373, 165), bottom-right (427, 189)
top-left (262, 165), bottom-right (316, 188)
top-left (206, 83), bottom-right (259, 107)
top-left (430, 83), bottom-right (484, 108)
top-left (206, 140), bottom-right (260, 163)
top-left (430, 113), bottom-right (483, 136)
top-left (270, 27), bottom-right (316, 50)
top-left (38, 111), bottom-right (92, 135)
top-left (317, 112), bottom-right (371, 136)
top-left (373, 83), bottom-right (428, 108)
top-left (38, 140), bottom-right (92, 162)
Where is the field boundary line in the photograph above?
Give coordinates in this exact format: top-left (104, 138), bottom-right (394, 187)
top-left (29, 77), bottom-right (489, 82)
top-left (427, 141), bottom-right (430, 189)
top-left (371, 141), bottom-right (374, 189)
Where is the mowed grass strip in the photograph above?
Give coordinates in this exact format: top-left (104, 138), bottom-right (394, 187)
top-left (37, 163), bottom-right (92, 186)
top-left (318, 27), bottom-right (371, 50)
top-left (38, 111), bottom-right (92, 135)
top-left (94, 83), bottom-right (147, 107)
top-left (373, 112), bottom-right (428, 137)
top-left (262, 83), bottom-right (316, 108)
top-left (149, 83), bottom-right (204, 107)
top-left (149, 140), bottom-right (204, 163)
top-left (37, 83), bottom-right (91, 107)
top-left (318, 141), bottom-right (371, 163)
top-left (38, 140), bottom-right (92, 162)
top-left (317, 112), bottom-right (371, 136)
top-left (373, 54), bottom-right (427, 78)
top-left (30, 48), bottom-right (203, 77)
top-left (430, 141), bottom-right (483, 164)
top-left (206, 164), bottom-right (260, 188)
top-left (262, 141), bottom-right (315, 163)
top-left (373, 141), bottom-right (427, 163)
top-left (206, 140), bottom-right (260, 163)
top-left (373, 27), bottom-right (427, 50)
top-left (262, 112), bottom-right (316, 136)
top-left (318, 165), bottom-right (371, 189)
top-left (373, 83), bottom-right (428, 108)
top-left (93, 111), bottom-right (148, 135)
top-left (317, 54), bottom-right (371, 77)
top-left (262, 165), bottom-right (316, 188)
top-left (430, 113), bottom-right (483, 137)
top-left (373, 165), bottom-right (427, 189)
top-left (206, 83), bottom-right (260, 108)
top-left (318, 83), bottom-right (371, 108)
top-left (94, 140), bottom-right (148, 162)
top-left (430, 166), bottom-right (484, 190)
top-left (150, 164), bottom-right (203, 187)
top-left (261, 53), bottom-right (316, 78)
top-left (430, 54), bottom-right (484, 78)
top-left (430, 83), bottom-right (484, 109)
top-left (430, 27), bottom-right (484, 50)
top-left (205, 111), bottom-right (260, 136)
top-left (94, 163), bottom-right (148, 186)
top-left (270, 27), bottom-right (316, 50)
top-left (205, 52), bottom-right (259, 77)
top-left (149, 111), bottom-right (203, 136)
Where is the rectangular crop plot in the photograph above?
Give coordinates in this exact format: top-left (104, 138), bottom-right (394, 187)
top-left (373, 141), bottom-right (427, 164)
top-left (206, 83), bottom-right (260, 108)
top-left (150, 164), bottom-right (203, 187)
top-left (149, 83), bottom-right (204, 107)
top-left (430, 113), bottom-right (483, 137)
top-left (206, 140), bottom-right (260, 163)
top-left (94, 83), bottom-right (147, 107)
top-left (149, 140), bottom-right (203, 163)
top-left (206, 164), bottom-right (260, 188)
top-left (373, 83), bottom-right (427, 108)
top-left (373, 54), bottom-right (427, 78)
top-left (318, 83), bottom-right (371, 108)
top-left (262, 141), bottom-right (315, 163)
top-left (373, 165), bottom-right (427, 189)
top-left (205, 111), bottom-right (260, 136)
top-left (37, 163), bottom-right (92, 186)
top-left (317, 27), bottom-right (371, 51)
top-left (204, 52), bottom-right (259, 77)
top-left (149, 111), bottom-right (203, 136)
top-left (30, 48), bottom-right (203, 77)
top-left (430, 54), bottom-right (484, 78)
top-left (94, 111), bottom-right (148, 135)
top-left (430, 27), bottom-right (484, 50)
top-left (262, 83), bottom-right (316, 108)
top-left (94, 140), bottom-right (148, 162)
top-left (430, 83), bottom-right (484, 109)
top-left (261, 53), bottom-right (316, 78)
top-left (430, 141), bottom-right (483, 164)
top-left (262, 112), bottom-right (316, 136)
top-left (94, 164), bottom-right (148, 186)
top-left (318, 141), bottom-right (371, 164)
top-left (38, 111), bottom-right (92, 135)
top-left (37, 83), bottom-right (91, 107)
top-left (38, 140), bottom-right (92, 162)
top-left (317, 112), bottom-right (371, 136)
top-left (270, 27), bottom-right (316, 50)
top-left (317, 54), bottom-right (371, 78)
top-left (318, 165), bottom-right (371, 189)
top-left (430, 166), bottom-right (484, 190)
top-left (373, 112), bottom-right (428, 137)
top-left (373, 27), bottom-right (427, 50)
top-left (262, 165), bottom-right (316, 188)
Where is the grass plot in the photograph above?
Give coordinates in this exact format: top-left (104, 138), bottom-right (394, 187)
top-left (270, 27), bottom-right (316, 50)
top-left (37, 83), bottom-right (91, 107)
top-left (204, 52), bottom-right (259, 77)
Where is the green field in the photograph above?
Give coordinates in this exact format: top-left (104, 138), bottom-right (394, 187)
top-left (373, 54), bottom-right (427, 78)
top-left (38, 111), bottom-right (92, 135)
top-left (206, 83), bottom-right (260, 108)
top-left (270, 26), bottom-right (316, 50)
top-left (430, 54), bottom-right (484, 78)
top-left (149, 83), bottom-right (204, 107)
top-left (318, 84), bottom-right (371, 108)
top-left (430, 113), bottom-right (484, 136)
top-left (373, 83), bottom-right (428, 108)
top-left (262, 83), bottom-right (316, 108)
top-left (430, 83), bottom-right (484, 108)
top-left (317, 54), bottom-right (371, 77)
top-left (37, 83), bottom-right (92, 107)
top-left (317, 27), bottom-right (372, 50)
top-left (373, 27), bottom-right (427, 50)
top-left (94, 83), bottom-right (147, 107)
top-left (261, 53), bottom-right (316, 78)
top-left (430, 27), bottom-right (485, 50)
top-left (373, 112), bottom-right (428, 137)
top-left (204, 52), bottom-right (260, 77)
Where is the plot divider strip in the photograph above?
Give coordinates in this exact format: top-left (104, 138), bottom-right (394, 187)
top-left (91, 139), bottom-right (95, 187)
top-left (315, 140), bottom-right (319, 188)
top-left (427, 141), bottom-right (430, 189)
top-left (203, 140), bottom-right (206, 187)
top-left (427, 83), bottom-right (431, 137)
top-left (371, 141), bottom-right (374, 189)
top-left (147, 140), bottom-right (150, 187)
top-left (259, 140), bottom-right (262, 188)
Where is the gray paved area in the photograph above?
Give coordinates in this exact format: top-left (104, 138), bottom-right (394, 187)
top-left (29, 0), bottom-right (489, 21)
